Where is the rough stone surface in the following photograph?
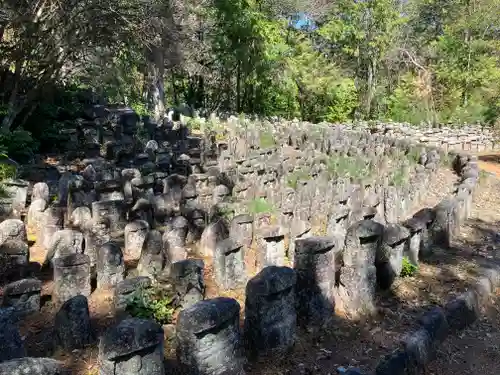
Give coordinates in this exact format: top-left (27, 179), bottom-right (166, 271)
top-left (214, 238), bottom-right (246, 290)
top-left (0, 357), bottom-right (66, 375)
top-left (114, 277), bottom-right (152, 316)
top-left (124, 220), bottom-right (149, 260)
top-left (166, 259), bottom-right (205, 309)
top-left (137, 230), bottom-right (165, 279)
top-left (97, 242), bottom-right (125, 288)
top-left (53, 254), bottom-right (91, 306)
top-left (99, 318), bottom-right (165, 375)
top-left (2, 278), bottom-right (42, 315)
top-left (54, 295), bottom-right (92, 350)
top-left (294, 236), bottom-right (338, 326)
top-left (0, 318), bottom-right (26, 363)
top-left (176, 297), bottom-right (245, 375)
top-left (244, 266), bottom-right (297, 357)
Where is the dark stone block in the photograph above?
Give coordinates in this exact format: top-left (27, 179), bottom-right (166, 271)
top-left (176, 297), bottom-right (245, 375)
top-left (418, 306), bottom-right (449, 343)
top-left (0, 357), bottom-right (67, 375)
top-left (99, 318), bottom-right (164, 375)
top-left (244, 266), bottom-right (297, 357)
top-left (0, 319), bottom-right (26, 363)
top-left (375, 349), bottom-right (409, 375)
top-left (444, 291), bottom-right (479, 331)
top-left (403, 328), bottom-right (437, 368)
top-left (2, 278), bottom-right (42, 315)
top-left (294, 236), bottom-right (338, 326)
top-left (55, 295), bottom-right (92, 350)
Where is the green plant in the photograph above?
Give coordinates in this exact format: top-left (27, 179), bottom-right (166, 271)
top-left (125, 287), bottom-right (175, 325)
top-left (479, 169), bottom-right (490, 183)
top-left (259, 131), bottom-right (275, 148)
top-left (247, 197), bottom-right (274, 214)
top-left (287, 170), bottom-right (310, 189)
top-left (326, 154), bottom-right (373, 181)
top-left (130, 102), bottom-right (151, 117)
top-left (388, 167), bottom-right (408, 187)
top-left (0, 155), bottom-right (17, 180)
top-left (0, 130), bottom-right (38, 163)
top-left (440, 152), bottom-right (453, 168)
top-left (400, 257), bottom-right (418, 277)
top-left (187, 117), bottom-right (203, 131)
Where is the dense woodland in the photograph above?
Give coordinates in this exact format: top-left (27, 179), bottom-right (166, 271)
top-left (0, 0), bottom-right (499, 160)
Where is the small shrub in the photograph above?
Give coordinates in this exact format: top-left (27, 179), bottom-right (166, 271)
top-left (400, 257), bottom-right (418, 277)
top-left (259, 131), bottom-right (275, 149)
top-left (0, 130), bottom-right (38, 163)
top-left (326, 154), bottom-right (373, 181)
top-left (389, 167), bottom-right (408, 187)
top-left (0, 156), bottom-right (17, 181)
top-left (125, 286), bottom-right (175, 325)
top-left (440, 152), bottom-right (453, 168)
top-left (479, 169), bottom-right (490, 183)
top-left (248, 197), bottom-right (274, 215)
top-left (287, 170), bottom-right (310, 189)
top-left (187, 117), bottom-right (203, 132)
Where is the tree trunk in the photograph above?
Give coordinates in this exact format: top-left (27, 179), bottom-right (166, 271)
top-left (236, 61), bottom-right (241, 113)
top-left (364, 57), bottom-right (377, 119)
top-left (1, 60), bottom-right (22, 132)
top-left (146, 47), bottom-right (166, 122)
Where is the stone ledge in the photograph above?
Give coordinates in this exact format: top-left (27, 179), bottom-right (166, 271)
top-left (373, 264), bottom-right (500, 375)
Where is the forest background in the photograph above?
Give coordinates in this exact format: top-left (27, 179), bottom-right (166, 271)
top-left (0, 0), bottom-right (499, 161)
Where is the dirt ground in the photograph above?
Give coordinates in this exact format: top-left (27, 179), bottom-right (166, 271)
top-left (5, 161), bottom-right (500, 375)
top-left (426, 152), bottom-right (500, 375)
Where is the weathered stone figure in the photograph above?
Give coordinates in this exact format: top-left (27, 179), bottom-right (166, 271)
top-left (99, 318), bottom-right (165, 375)
top-left (338, 220), bottom-right (384, 317)
top-left (53, 254), bottom-right (91, 306)
top-left (294, 236), bottom-right (339, 327)
top-left (199, 219), bottom-right (229, 257)
top-left (176, 297), bottom-right (245, 375)
top-left (54, 295), bottom-right (92, 350)
top-left (213, 238), bottom-right (246, 290)
top-left (244, 266), bottom-right (297, 358)
top-left (375, 224), bottom-right (410, 289)
top-left (2, 278), bottom-right (42, 316)
top-left (124, 220), bottom-right (150, 260)
top-left (97, 242), bottom-right (125, 288)
top-left (137, 230), bottom-right (165, 279)
top-left (165, 259), bottom-right (205, 309)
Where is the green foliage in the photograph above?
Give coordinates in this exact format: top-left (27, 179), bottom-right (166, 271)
top-left (187, 117), bottom-right (203, 132)
top-left (2, 0), bottom-right (499, 139)
top-left (326, 154), bottom-right (374, 181)
top-left (287, 170), bottom-right (310, 189)
top-left (400, 257), bottom-right (418, 277)
top-left (248, 197), bottom-right (274, 215)
top-left (388, 167), bottom-right (409, 187)
top-left (130, 102), bottom-right (151, 117)
top-left (0, 130), bottom-right (38, 163)
top-left (0, 156), bottom-right (17, 181)
top-left (259, 131), bottom-right (276, 148)
top-left (386, 72), bottom-right (434, 124)
top-left (125, 287), bottom-right (175, 325)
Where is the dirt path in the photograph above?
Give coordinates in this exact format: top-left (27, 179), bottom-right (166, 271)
top-left (471, 152), bottom-right (500, 178)
top-left (423, 158), bottom-right (500, 375)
